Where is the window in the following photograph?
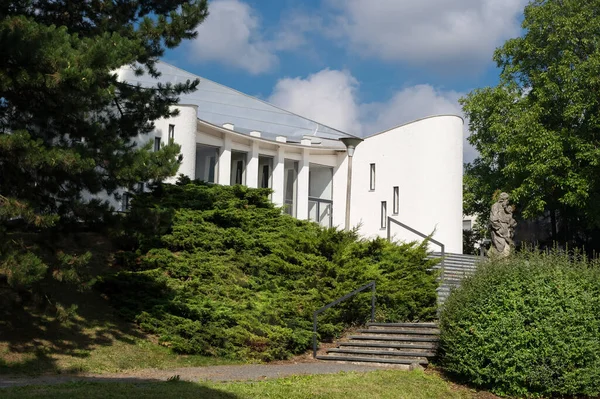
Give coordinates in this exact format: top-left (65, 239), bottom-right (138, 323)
top-left (154, 137), bottom-right (161, 152)
top-left (370, 163), bottom-right (376, 190)
top-left (258, 156), bottom-right (273, 189)
top-left (463, 220), bottom-right (472, 231)
top-left (393, 186), bottom-right (399, 215)
top-left (168, 124), bottom-right (175, 141)
top-left (235, 160), bottom-right (244, 184)
top-left (230, 152), bottom-right (247, 185)
top-left (122, 192), bottom-right (131, 212)
top-left (195, 145), bottom-right (219, 183)
top-left (381, 201), bottom-right (387, 229)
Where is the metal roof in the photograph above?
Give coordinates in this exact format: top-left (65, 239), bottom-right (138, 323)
top-left (117, 61), bottom-right (358, 142)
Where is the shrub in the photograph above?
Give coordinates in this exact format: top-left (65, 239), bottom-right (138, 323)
top-left (439, 249), bottom-right (600, 397)
top-left (98, 180), bottom-right (439, 361)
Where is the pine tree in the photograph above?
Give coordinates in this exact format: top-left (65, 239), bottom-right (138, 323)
top-left (0, 1), bottom-right (208, 289)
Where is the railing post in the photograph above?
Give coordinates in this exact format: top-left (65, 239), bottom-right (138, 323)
top-left (387, 217), bottom-right (391, 241)
top-left (440, 244), bottom-right (445, 285)
top-left (371, 282), bottom-right (376, 322)
top-left (313, 313), bottom-right (318, 358)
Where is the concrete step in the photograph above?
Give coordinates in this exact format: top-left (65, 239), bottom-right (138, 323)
top-left (338, 341), bottom-right (437, 351)
top-left (357, 328), bottom-right (440, 336)
top-left (348, 335), bottom-right (439, 342)
top-left (326, 348), bottom-right (435, 358)
top-left (367, 322), bottom-right (438, 328)
top-left (316, 355), bottom-right (428, 366)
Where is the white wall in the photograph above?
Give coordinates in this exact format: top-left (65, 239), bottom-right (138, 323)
top-left (152, 105), bottom-right (198, 183)
top-left (350, 115), bottom-right (463, 253)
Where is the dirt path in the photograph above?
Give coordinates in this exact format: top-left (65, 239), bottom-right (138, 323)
top-left (0, 362), bottom-right (398, 388)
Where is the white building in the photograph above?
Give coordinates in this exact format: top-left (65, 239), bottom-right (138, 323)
top-left (118, 62), bottom-right (464, 253)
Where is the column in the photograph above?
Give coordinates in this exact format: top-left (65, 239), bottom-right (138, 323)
top-left (246, 141), bottom-right (259, 188)
top-left (272, 146), bottom-right (285, 207)
top-left (296, 149), bottom-right (310, 220)
top-left (218, 134), bottom-right (232, 185)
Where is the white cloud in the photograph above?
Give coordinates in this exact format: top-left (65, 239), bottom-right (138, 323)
top-left (326, 0), bottom-right (528, 66)
top-left (268, 69), bottom-right (362, 135)
top-left (269, 70), bottom-right (478, 163)
top-left (188, 1), bottom-right (315, 74)
top-left (189, 0), bottom-right (276, 74)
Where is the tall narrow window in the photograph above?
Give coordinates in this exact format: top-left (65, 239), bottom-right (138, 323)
top-left (154, 137), bottom-right (161, 152)
top-left (168, 124), bottom-right (175, 141)
top-left (393, 186), bottom-right (399, 215)
top-left (122, 192), bottom-right (131, 212)
top-left (370, 163), bottom-right (376, 190)
top-left (381, 201), bottom-right (387, 229)
top-left (235, 160), bottom-right (244, 184)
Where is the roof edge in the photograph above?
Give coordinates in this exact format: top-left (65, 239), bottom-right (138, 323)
top-left (196, 118), bottom-right (345, 151)
top-left (156, 61), bottom-right (361, 140)
top-left (365, 114), bottom-right (464, 139)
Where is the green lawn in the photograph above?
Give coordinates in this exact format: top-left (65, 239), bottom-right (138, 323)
top-left (1, 370), bottom-right (493, 399)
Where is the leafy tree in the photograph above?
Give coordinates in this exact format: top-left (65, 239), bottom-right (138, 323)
top-left (462, 0), bottom-right (600, 247)
top-left (0, 1), bottom-right (208, 290)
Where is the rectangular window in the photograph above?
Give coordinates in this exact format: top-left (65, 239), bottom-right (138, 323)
top-left (393, 186), bottom-right (399, 215)
top-left (195, 145), bottom-right (219, 183)
top-left (258, 156), bottom-right (273, 189)
top-left (463, 220), bottom-right (472, 231)
top-left (230, 151), bottom-right (247, 185)
top-left (122, 192), bottom-right (131, 212)
top-left (168, 124), bottom-right (175, 141)
top-left (381, 201), bottom-right (387, 229)
top-left (154, 137), bottom-right (161, 152)
top-left (370, 163), bottom-right (376, 190)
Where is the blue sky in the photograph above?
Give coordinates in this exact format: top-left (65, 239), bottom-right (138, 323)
top-left (165, 0), bottom-right (530, 162)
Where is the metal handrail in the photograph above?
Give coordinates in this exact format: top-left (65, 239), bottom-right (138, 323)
top-left (387, 217), bottom-right (445, 284)
top-left (312, 281), bottom-right (376, 358)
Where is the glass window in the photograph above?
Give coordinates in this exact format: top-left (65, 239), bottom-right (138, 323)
top-left (381, 201), bottom-right (387, 229)
top-left (195, 145), bottom-right (219, 183)
top-left (393, 186), bottom-right (399, 214)
top-left (230, 152), bottom-right (247, 185)
top-left (463, 220), bottom-right (472, 231)
top-left (370, 163), bottom-right (376, 190)
top-left (154, 137), bottom-right (161, 152)
top-left (168, 124), bottom-right (175, 141)
top-left (284, 159), bottom-right (299, 216)
top-left (258, 156), bottom-right (273, 189)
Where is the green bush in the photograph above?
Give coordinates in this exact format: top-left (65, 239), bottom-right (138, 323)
top-left (439, 249), bottom-right (600, 397)
top-left (98, 180), bottom-right (439, 361)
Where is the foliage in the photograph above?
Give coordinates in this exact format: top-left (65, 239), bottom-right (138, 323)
top-left (98, 181), bottom-right (439, 361)
top-left (0, 1), bottom-right (208, 297)
top-left (439, 249), bottom-right (600, 397)
top-left (462, 0), bottom-right (600, 248)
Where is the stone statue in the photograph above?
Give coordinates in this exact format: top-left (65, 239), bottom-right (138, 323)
top-left (489, 192), bottom-right (516, 257)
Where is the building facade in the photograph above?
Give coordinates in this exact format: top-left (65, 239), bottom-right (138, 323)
top-left (119, 62), bottom-right (464, 253)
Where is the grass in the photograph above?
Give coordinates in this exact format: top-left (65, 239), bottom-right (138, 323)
top-left (0, 298), bottom-right (240, 375)
top-left (0, 232), bottom-right (241, 376)
top-left (0, 370), bottom-right (498, 399)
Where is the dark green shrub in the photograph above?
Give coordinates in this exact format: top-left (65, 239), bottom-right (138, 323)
top-left (99, 181), bottom-right (438, 361)
top-left (439, 249), bottom-right (600, 397)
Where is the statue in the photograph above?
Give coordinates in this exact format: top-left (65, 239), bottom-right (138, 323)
top-left (489, 192), bottom-right (516, 257)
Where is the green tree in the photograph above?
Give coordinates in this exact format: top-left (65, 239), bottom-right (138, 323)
top-left (0, 1), bottom-right (208, 289)
top-left (462, 0), bottom-right (600, 247)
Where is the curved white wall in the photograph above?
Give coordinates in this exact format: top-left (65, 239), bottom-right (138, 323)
top-left (350, 115), bottom-right (463, 253)
top-left (153, 105), bottom-right (198, 182)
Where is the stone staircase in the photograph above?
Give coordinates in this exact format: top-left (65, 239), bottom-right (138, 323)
top-left (316, 252), bottom-right (483, 367)
top-left (316, 322), bottom-right (439, 367)
top-left (429, 252), bottom-right (481, 305)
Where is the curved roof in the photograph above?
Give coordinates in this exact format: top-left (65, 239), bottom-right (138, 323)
top-left (118, 61), bottom-right (358, 142)
top-left (366, 114), bottom-right (464, 139)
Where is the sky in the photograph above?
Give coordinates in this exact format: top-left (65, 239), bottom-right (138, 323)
top-left (164, 0), bottom-right (530, 163)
